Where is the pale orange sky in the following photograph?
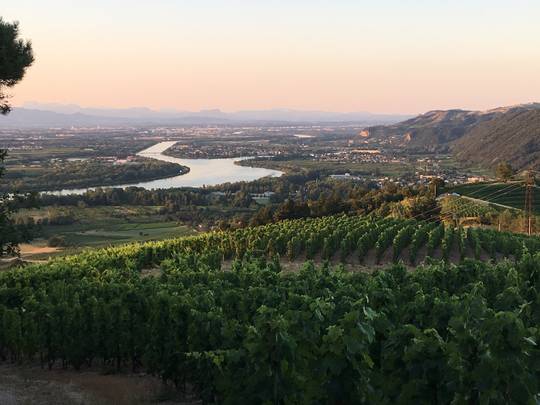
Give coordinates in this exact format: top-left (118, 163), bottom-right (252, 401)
top-left (3, 1), bottom-right (540, 114)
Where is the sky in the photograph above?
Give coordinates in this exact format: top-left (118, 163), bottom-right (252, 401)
top-left (2, 0), bottom-right (540, 114)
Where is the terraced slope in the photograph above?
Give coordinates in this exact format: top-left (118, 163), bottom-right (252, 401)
top-left (1, 215), bottom-right (539, 403)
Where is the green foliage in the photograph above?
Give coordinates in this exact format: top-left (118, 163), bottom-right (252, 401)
top-left (2, 158), bottom-right (187, 193)
top-left (0, 17), bottom-right (33, 254)
top-left (375, 221), bottom-right (403, 264)
top-left (1, 214), bottom-right (540, 402)
top-left (0, 17), bottom-right (34, 114)
top-left (441, 226), bottom-right (455, 262)
top-left (1, 150), bottom-right (29, 256)
top-left (392, 223), bottom-right (415, 262)
top-left (440, 195), bottom-right (499, 220)
top-left (409, 222), bottom-right (437, 265)
top-left (496, 161), bottom-right (515, 182)
top-left (449, 182), bottom-right (540, 215)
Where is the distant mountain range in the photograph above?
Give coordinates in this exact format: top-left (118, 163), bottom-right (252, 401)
top-left (0, 103), bottom-right (410, 127)
top-left (364, 103), bottom-right (540, 170)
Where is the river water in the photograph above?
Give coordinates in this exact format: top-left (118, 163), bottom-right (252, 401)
top-left (50, 141), bottom-right (283, 195)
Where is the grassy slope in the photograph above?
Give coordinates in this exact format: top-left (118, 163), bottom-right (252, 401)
top-left (448, 182), bottom-right (540, 213)
top-left (452, 109), bottom-right (540, 170)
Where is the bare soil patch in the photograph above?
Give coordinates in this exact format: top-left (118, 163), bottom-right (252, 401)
top-left (219, 243), bottom-right (514, 274)
top-left (0, 364), bottom-right (198, 405)
top-left (19, 243), bottom-right (60, 256)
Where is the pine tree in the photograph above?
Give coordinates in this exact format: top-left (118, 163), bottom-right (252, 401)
top-left (0, 18), bottom-right (33, 256)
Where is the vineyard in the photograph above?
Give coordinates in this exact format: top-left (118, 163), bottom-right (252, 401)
top-left (1, 214), bottom-right (540, 403)
top-left (450, 181), bottom-right (540, 214)
top-left (440, 195), bottom-right (500, 220)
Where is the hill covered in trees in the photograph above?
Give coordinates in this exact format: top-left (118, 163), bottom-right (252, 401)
top-left (365, 109), bottom-right (497, 152)
top-left (364, 103), bottom-right (540, 167)
top-left (452, 109), bottom-right (540, 170)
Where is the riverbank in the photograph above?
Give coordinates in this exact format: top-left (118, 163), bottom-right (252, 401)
top-left (52, 141), bottom-right (283, 195)
top-left (4, 157), bottom-right (189, 194)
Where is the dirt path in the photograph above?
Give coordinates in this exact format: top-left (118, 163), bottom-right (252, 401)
top-left (0, 366), bottom-right (97, 405)
top-left (19, 243), bottom-right (60, 257)
top-left (0, 365), bottom-right (198, 405)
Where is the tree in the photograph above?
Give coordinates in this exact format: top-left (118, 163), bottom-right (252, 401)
top-left (1, 18), bottom-right (33, 256)
top-left (231, 190), bottom-right (253, 208)
top-left (250, 206), bottom-right (274, 226)
top-left (495, 162), bottom-right (514, 182)
top-left (273, 199), bottom-right (310, 221)
top-left (0, 151), bottom-right (25, 256)
top-left (430, 177), bottom-right (445, 197)
top-left (0, 18), bottom-right (34, 115)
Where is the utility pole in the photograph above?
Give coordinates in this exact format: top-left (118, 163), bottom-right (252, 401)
top-left (524, 171), bottom-right (534, 235)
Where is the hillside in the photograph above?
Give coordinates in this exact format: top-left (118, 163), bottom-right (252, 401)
top-left (364, 103), bottom-right (540, 153)
top-left (452, 109), bottom-right (540, 170)
top-left (365, 109), bottom-right (493, 151)
top-left (1, 215), bottom-right (540, 403)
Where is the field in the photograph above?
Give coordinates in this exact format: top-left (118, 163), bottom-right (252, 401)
top-left (450, 181), bottom-right (540, 213)
top-left (1, 214), bottom-right (539, 403)
top-left (13, 206), bottom-right (196, 260)
top-left (433, 155), bottom-right (493, 177)
top-left (20, 222), bottom-right (194, 261)
top-left (240, 158), bottom-right (413, 177)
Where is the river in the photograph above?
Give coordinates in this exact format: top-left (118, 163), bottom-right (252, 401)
top-left (50, 141), bottom-right (283, 195)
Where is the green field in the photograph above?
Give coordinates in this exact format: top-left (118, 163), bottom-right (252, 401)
top-left (15, 206), bottom-right (196, 259)
top-left (44, 221), bottom-right (194, 247)
top-left (448, 181), bottom-right (540, 213)
top-left (430, 155), bottom-right (494, 177)
top-left (2, 214), bottom-right (540, 403)
top-left (5, 147), bottom-right (90, 163)
top-left (22, 222), bottom-right (195, 261)
top-left (242, 158), bottom-right (413, 177)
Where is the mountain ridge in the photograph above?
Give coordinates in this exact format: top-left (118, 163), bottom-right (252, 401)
top-left (362, 102), bottom-right (540, 170)
top-left (0, 103), bottom-right (410, 127)
top-left (363, 103), bottom-right (540, 155)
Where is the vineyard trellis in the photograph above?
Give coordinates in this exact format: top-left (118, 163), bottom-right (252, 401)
top-left (1, 214), bottom-right (540, 403)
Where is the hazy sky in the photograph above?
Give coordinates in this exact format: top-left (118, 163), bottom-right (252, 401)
top-left (3, 0), bottom-right (540, 114)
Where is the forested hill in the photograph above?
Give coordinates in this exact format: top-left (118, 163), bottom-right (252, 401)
top-left (452, 108), bottom-right (540, 170)
top-left (365, 109), bottom-right (495, 151)
top-left (363, 103), bottom-right (540, 154)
